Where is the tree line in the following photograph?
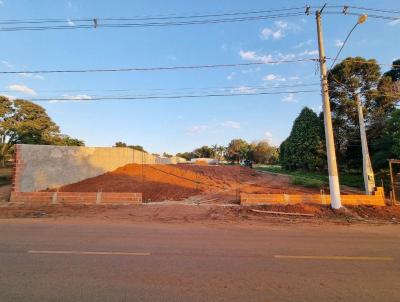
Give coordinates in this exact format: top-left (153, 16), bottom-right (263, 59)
top-left (0, 97), bottom-right (84, 166)
top-left (176, 139), bottom-right (279, 164)
top-left (280, 57), bottom-right (400, 174)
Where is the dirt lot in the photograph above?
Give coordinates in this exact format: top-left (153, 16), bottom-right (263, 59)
top-left (54, 164), bottom-right (318, 202)
top-left (1, 202), bottom-right (400, 225)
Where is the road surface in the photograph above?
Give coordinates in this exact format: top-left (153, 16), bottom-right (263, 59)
top-left (0, 219), bottom-right (399, 302)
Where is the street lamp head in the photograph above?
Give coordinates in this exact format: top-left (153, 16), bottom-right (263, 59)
top-left (357, 14), bottom-right (368, 24)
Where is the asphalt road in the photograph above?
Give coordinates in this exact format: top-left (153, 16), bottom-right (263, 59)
top-left (0, 219), bottom-right (399, 302)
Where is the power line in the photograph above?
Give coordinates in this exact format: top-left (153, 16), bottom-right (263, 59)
top-left (0, 82), bottom-right (320, 94)
top-left (1, 5), bottom-right (398, 26)
top-left (326, 57), bottom-right (400, 68)
top-left (325, 11), bottom-right (400, 21)
top-left (0, 6), bottom-right (305, 25)
top-left (0, 5), bottom-right (398, 32)
top-left (328, 29), bottom-right (356, 70)
top-left (0, 12), bottom-right (305, 32)
top-left (1, 58), bottom-right (396, 76)
top-left (344, 5), bottom-right (400, 15)
top-left (0, 58), bottom-right (318, 75)
top-left (24, 89), bottom-right (319, 102)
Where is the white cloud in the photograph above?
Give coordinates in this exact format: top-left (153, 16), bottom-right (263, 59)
top-left (277, 52), bottom-right (296, 60)
top-left (298, 49), bottom-right (318, 56)
top-left (293, 39), bottom-right (313, 49)
top-left (288, 76), bottom-right (300, 81)
top-left (221, 121), bottom-right (241, 129)
top-left (227, 71), bottom-right (236, 80)
top-left (282, 93), bottom-right (298, 103)
top-left (64, 94), bottom-right (92, 100)
top-left (263, 74), bottom-right (286, 82)
top-left (312, 105), bottom-right (323, 113)
top-left (239, 50), bottom-right (273, 64)
top-left (17, 73), bottom-right (44, 80)
top-left (239, 50), bottom-right (297, 64)
top-left (1, 60), bottom-right (13, 68)
top-left (2, 94), bottom-right (16, 100)
top-left (239, 50), bottom-right (257, 60)
top-left (265, 131), bottom-right (272, 138)
top-left (335, 39), bottom-right (344, 47)
top-left (189, 125), bottom-right (208, 133)
top-left (67, 18), bottom-right (75, 26)
top-left (8, 84), bottom-right (37, 96)
top-left (261, 27), bottom-right (284, 40)
top-left (48, 94), bottom-right (92, 103)
top-left (388, 19), bottom-right (400, 26)
top-left (260, 20), bottom-right (299, 40)
top-left (230, 86), bottom-right (256, 94)
top-left (260, 28), bottom-right (272, 39)
top-left (275, 21), bottom-right (288, 29)
top-left (272, 30), bottom-right (284, 40)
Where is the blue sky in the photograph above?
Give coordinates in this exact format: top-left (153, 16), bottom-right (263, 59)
top-left (0, 0), bottom-right (399, 154)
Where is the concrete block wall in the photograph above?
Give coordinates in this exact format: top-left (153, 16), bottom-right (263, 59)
top-left (240, 188), bottom-right (386, 206)
top-left (9, 191), bottom-right (142, 204)
top-left (12, 144), bottom-right (186, 192)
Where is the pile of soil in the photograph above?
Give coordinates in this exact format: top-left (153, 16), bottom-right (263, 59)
top-left (54, 164), bottom-right (317, 202)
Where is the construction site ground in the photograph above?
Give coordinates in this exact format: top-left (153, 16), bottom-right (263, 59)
top-left (1, 202), bottom-right (400, 225)
top-left (53, 164), bottom-right (325, 203)
top-left (2, 164), bottom-right (400, 224)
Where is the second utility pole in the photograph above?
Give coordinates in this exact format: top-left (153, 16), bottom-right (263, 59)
top-left (316, 8), bottom-right (342, 209)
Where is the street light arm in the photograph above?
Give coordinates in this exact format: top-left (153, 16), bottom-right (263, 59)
top-left (329, 22), bottom-right (359, 70)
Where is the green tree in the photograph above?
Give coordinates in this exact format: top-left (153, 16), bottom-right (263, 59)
top-left (193, 145), bottom-right (213, 158)
top-left (56, 135), bottom-right (85, 146)
top-left (7, 99), bottom-right (60, 144)
top-left (328, 57), bottom-right (397, 169)
top-left (114, 141), bottom-right (127, 147)
top-left (0, 97), bottom-right (14, 166)
top-left (384, 59), bottom-right (400, 82)
top-left (225, 139), bottom-right (249, 163)
top-left (391, 110), bottom-right (400, 158)
top-left (0, 97), bottom-right (83, 166)
top-left (217, 145), bottom-right (226, 160)
top-left (113, 141), bottom-right (146, 153)
top-left (371, 109), bottom-right (400, 171)
top-left (280, 107), bottom-right (326, 171)
top-left (250, 140), bottom-right (277, 164)
top-left (175, 152), bottom-right (195, 160)
top-left (162, 152), bottom-right (173, 158)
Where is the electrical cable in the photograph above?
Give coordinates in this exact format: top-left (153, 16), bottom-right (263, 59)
top-left (0, 58), bottom-right (318, 74)
top-left (24, 89), bottom-right (320, 102)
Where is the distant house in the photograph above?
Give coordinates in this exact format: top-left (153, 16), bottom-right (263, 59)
top-left (190, 158), bottom-right (219, 165)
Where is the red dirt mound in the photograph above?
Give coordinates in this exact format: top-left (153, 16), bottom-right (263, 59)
top-left (55, 164), bottom-right (318, 202)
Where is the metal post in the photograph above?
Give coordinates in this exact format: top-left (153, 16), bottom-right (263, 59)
top-left (316, 10), bottom-right (342, 209)
top-left (141, 151), bottom-right (144, 184)
top-left (356, 94), bottom-right (375, 194)
top-left (389, 160), bottom-right (396, 204)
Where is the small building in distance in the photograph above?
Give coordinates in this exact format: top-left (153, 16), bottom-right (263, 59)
top-left (190, 158), bottom-right (219, 165)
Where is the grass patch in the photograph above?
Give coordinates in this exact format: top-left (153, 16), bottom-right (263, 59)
top-left (254, 165), bottom-right (363, 189)
top-left (292, 176), bottom-right (325, 188)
